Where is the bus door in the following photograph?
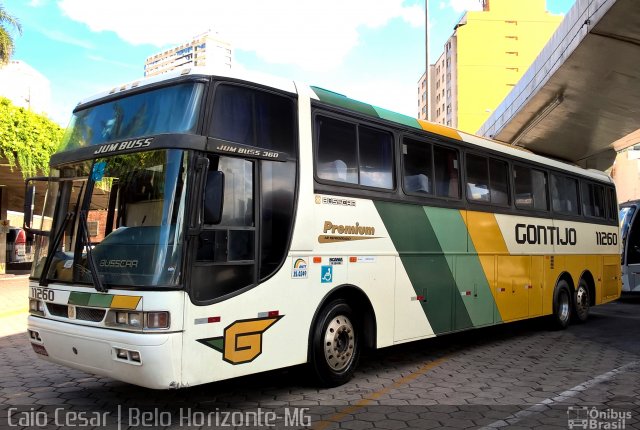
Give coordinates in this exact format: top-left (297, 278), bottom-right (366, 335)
top-left (189, 155), bottom-right (257, 303)
top-left (182, 154), bottom-right (257, 382)
top-left (621, 203), bottom-right (640, 292)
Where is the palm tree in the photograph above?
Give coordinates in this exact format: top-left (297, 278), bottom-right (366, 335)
top-left (0, 4), bottom-right (22, 65)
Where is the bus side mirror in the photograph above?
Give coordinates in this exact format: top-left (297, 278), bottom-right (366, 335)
top-left (203, 171), bottom-right (224, 225)
top-left (24, 183), bottom-right (35, 230)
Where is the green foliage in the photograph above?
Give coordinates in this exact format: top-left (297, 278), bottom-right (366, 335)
top-left (0, 4), bottom-right (22, 64)
top-left (0, 97), bottom-right (63, 177)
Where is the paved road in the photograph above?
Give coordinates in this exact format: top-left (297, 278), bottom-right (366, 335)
top-left (1, 280), bottom-right (639, 429)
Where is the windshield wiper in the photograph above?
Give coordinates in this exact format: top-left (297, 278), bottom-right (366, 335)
top-left (78, 210), bottom-right (107, 293)
top-left (39, 212), bottom-right (73, 287)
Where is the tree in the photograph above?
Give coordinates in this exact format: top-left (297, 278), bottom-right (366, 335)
top-left (0, 4), bottom-right (22, 65)
top-left (0, 97), bottom-right (63, 177)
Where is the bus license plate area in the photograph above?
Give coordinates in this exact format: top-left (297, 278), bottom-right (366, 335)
top-left (37, 330), bottom-right (113, 370)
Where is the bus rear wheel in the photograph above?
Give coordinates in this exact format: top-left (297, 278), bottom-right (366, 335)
top-left (550, 280), bottom-right (572, 330)
top-left (573, 280), bottom-right (590, 323)
top-left (310, 299), bottom-right (360, 387)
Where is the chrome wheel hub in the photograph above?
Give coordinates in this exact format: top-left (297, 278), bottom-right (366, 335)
top-left (576, 286), bottom-right (589, 318)
top-left (558, 291), bottom-right (570, 322)
top-left (324, 315), bottom-right (355, 371)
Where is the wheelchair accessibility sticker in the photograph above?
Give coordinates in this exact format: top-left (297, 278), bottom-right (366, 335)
top-left (321, 265), bottom-right (333, 283)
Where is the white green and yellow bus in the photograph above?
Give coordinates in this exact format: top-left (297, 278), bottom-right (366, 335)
top-left (26, 67), bottom-right (621, 389)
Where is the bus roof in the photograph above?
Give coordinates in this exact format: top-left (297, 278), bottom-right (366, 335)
top-left (76, 66), bottom-right (611, 184)
top-left (76, 65), bottom-right (297, 107)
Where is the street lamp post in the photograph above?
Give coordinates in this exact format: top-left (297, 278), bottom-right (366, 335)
top-left (425, 0), bottom-right (431, 121)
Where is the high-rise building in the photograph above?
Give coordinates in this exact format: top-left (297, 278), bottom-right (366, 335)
top-left (417, 71), bottom-right (428, 120)
top-left (0, 60), bottom-right (51, 115)
top-left (418, 0), bottom-right (562, 133)
top-left (144, 31), bottom-right (233, 77)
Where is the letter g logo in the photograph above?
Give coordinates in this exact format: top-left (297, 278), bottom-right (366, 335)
top-left (198, 316), bottom-right (283, 365)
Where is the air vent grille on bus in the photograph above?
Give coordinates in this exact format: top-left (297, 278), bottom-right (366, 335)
top-left (46, 303), bottom-right (106, 322)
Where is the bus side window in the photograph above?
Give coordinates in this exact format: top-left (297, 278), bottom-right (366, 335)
top-left (582, 182), bottom-right (606, 218)
top-left (466, 154), bottom-right (508, 205)
top-left (316, 116), bottom-right (358, 184)
top-left (550, 174), bottom-right (579, 215)
top-left (359, 126), bottom-right (394, 189)
top-left (514, 165), bottom-right (548, 211)
top-left (402, 138), bottom-right (433, 195)
top-left (607, 187), bottom-right (618, 221)
top-left (434, 145), bottom-right (460, 199)
top-left (315, 115), bottom-right (394, 190)
top-left (489, 158), bottom-right (509, 205)
top-left (466, 154), bottom-right (490, 202)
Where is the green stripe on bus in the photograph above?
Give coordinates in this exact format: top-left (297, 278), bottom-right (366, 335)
top-left (465, 223), bottom-right (503, 325)
top-left (423, 207), bottom-right (500, 327)
top-left (372, 106), bottom-right (422, 129)
top-left (87, 294), bottom-right (113, 308)
top-left (311, 86), bottom-right (379, 118)
top-left (68, 292), bottom-right (91, 306)
top-left (374, 201), bottom-right (473, 334)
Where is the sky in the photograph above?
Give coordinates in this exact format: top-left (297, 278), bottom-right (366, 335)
top-left (7, 0), bottom-right (576, 126)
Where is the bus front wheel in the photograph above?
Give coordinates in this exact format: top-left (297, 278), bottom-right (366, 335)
top-left (310, 299), bottom-right (360, 387)
top-left (550, 280), bottom-right (572, 329)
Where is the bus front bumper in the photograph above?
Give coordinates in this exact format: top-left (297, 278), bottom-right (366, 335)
top-left (28, 316), bottom-right (183, 390)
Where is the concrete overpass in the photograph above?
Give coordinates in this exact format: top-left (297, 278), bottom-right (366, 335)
top-left (478, 0), bottom-right (640, 170)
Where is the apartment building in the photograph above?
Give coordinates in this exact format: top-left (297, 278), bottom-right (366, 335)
top-left (418, 0), bottom-right (562, 133)
top-left (144, 31), bottom-right (232, 77)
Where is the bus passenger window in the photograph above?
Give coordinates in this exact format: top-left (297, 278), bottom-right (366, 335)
top-left (315, 115), bottom-right (394, 190)
top-left (316, 116), bottom-right (358, 184)
top-left (434, 146), bottom-right (460, 199)
top-left (582, 182), bottom-right (606, 218)
top-left (466, 154), bottom-right (508, 205)
top-left (403, 138), bottom-right (433, 194)
top-left (466, 154), bottom-right (490, 202)
top-left (550, 174), bottom-right (579, 215)
top-left (607, 187), bottom-right (618, 221)
top-left (359, 126), bottom-right (393, 189)
top-left (514, 165), bottom-right (548, 210)
top-left (490, 159), bottom-right (509, 205)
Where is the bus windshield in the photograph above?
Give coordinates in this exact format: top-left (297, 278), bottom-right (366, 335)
top-left (60, 82), bottom-right (204, 150)
top-left (32, 149), bottom-right (189, 289)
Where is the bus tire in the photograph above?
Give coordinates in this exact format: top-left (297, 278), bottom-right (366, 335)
top-left (550, 280), bottom-right (572, 330)
top-left (310, 299), bottom-right (360, 387)
top-left (573, 279), bottom-right (590, 323)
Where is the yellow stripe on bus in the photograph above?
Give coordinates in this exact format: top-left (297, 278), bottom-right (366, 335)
top-left (463, 211), bottom-right (510, 321)
top-left (110, 295), bottom-right (141, 310)
top-left (417, 119), bottom-right (461, 140)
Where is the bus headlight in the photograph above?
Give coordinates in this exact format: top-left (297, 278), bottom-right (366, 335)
top-left (113, 311), bottom-right (142, 328)
top-left (128, 313), bottom-right (142, 327)
top-left (116, 312), bottom-right (128, 324)
top-left (108, 311), bottom-right (170, 330)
